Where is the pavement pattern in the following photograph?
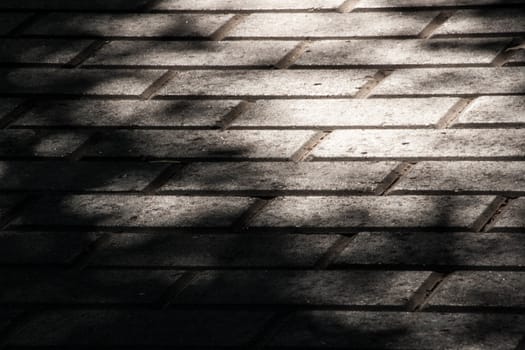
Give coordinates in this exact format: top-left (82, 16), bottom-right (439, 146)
top-left (0, 0), bottom-right (525, 348)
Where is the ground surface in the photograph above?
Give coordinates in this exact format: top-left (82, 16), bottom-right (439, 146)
top-left (0, 0), bottom-right (524, 348)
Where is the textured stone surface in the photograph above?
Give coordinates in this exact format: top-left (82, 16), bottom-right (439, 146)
top-left (454, 96), bottom-right (525, 126)
top-left (492, 198), bottom-right (525, 229)
top-left (0, 13), bottom-right (30, 34)
top-left (0, 39), bottom-right (91, 64)
top-left (435, 9), bottom-right (525, 35)
top-left (0, 130), bottom-right (88, 157)
top-left (154, 0), bottom-right (344, 10)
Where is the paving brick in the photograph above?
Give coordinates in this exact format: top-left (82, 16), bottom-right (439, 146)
top-left (0, 39), bottom-right (91, 64)
top-left (0, 0), bottom-right (150, 10)
top-left (86, 41), bottom-right (297, 67)
top-left (356, 0), bottom-right (524, 8)
top-left (14, 195), bottom-right (255, 228)
top-left (334, 231), bottom-right (525, 267)
top-left (0, 161), bottom-right (165, 191)
top-left (312, 129), bottom-right (525, 159)
top-left (231, 98), bottom-right (459, 128)
top-left (0, 130), bottom-right (88, 157)
top-left (373, 67), bottom-right (525, 95)
top-left (0, 68), bottom-right (164, 96)
top-left (454, 96), bottom-right (525, 126)
top-left (15, 100), bottom-right (238, 127)
top-left (154, 0), bottom-right (344, 10)
top-left (24, 13), bottom-right (233, 38)
top-left (0, 13), bottom-right (30, 35)
top-left (492, 197), bottom-right (525, 230)
top-left (227, 12), bottom-right (438, 38)
top-left (158, 69), bottom-right (374, 97)
top-left (250, 195), bottom-right (494, 229)
top-left (430, 271), bottom-right (525, 307)
top-left (85, 130), bottom-right (316, 159)
top-left (177, 270), bottom-right (430, 305)
top-left (435, 9), bottom-right (525, 35)
top-left (0, 98), bottom-right (21, 118)
top-left (393, 161), bottom-right (525, 193)
top-left (11, 309), bottom-right (272, 346)
top-left (0, 231), bottom-right (98, 264)
top-left (271, 311), bottom-right (525, 349)
top-left (296, 39), bottom-right (508, 66)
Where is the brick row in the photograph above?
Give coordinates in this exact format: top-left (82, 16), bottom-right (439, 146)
top-left (0, 0), bottom-right (150, 10)
top-left (0, 130), bottom-right (88, 157)
top-left (492, 197), bottom-right (525, 230)
top-left (153, 0), bottom-right (345, 11)
top-left (435, 9), bottom-right (525, 36)
top-left (0, 39), bottom-right (92, 64)
top-left (356, 0), bottom-right (524, 8)
top-left (454, 96), bottom-right (525, 126)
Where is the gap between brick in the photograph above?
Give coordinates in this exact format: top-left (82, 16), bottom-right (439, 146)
top-left (471, 196), bottom-right (511, 233)
top-left (140, 70), bottom-right (178, 100)
top-left (406, 271), bottom-right (451, 312)
top-left (274, 40), bottom-right (311, 69)
top-left (291, 131), bottom-right (331, 162)
top-left (64, 40), bottom-right (109, 68)
top-left (218, 100), bottom-right (254, 130)
top-left (338, 0), bottom-right (362, 13)
top-left (373, 162), bottom-right (414, 195)
top-left (0, 100), bottom-right (34, 129)
top-left (418, 11), bottom-right (456, 39)
top-left (314, 234), bottom-right (356, 269)
top-left (435, 97), bottom-right (475, 129)
top-left (354, 70), bottom-right (392, 99)
top-left (210, 14), bottom-right (248, 41)
top-left (491, 38), bottom-right (524, 67)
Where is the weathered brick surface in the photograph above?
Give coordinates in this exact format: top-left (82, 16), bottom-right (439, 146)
top-left (0, 0), bottom-right (150, 10)
top-left (492, 197), bottom-right (525, 230)
top-left (454, 96), bottom-right (525, 126)
top-left (0, 130), bottom-right (89, 157)
top-left (154, 0), bottom-right (344, 10)
top-left (0, 39), bottom-right (91, 64)
top-left (0, 13), bottom-right (30, 34)
top-left (356, 0), bottom-right (524, 7)
top-left (435, 9), bottom-right (525, 35)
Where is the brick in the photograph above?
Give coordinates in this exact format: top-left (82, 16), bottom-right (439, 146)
top-left (0, 39), bottom-right (91, 64)
top-left (0, 98), bottom-right (21, 118)
top-left (15, 100), bottom-right (239, 127)
top-left (14, 195), bottom-right (255, 228)
top-left (91, 233), bottom-right (339, 267)
top-left (232, 98), bottom-right (459, 128)
top-left (24, 13), bottom-right (233, 38)
top-left (177, 270), bottom-right (430, 305)
top-left (154, 0), bottom-right (344, 10)
top-left (0, 269), bottom-right (182, 304)
top-left (0, 130), bottom-right (88, 157)
top-left (454, 96), bottom-right (525, 126)
top-left (435, 9), bottom-right (525, 35)
top-left (373, 67), bottom-right (525, 95)
top-left (334, 231), bottom-right (525, 267)
top-left (11, 310), bottom-right (272, 346)
top-left (296, 39), bottom-right (508, 66)
top-left (430, 271), bottom-right (525, 307)
top-left (85, 130), bottom-right (316, 159)
top-left (0, 68), bottom-right (163, 96)
top-left (0, 231), bottom-right (98, 264)
top-left (158, 69), bottom-right (374, 97)
top-left (312, 129), bottom-right (525, 159)
top-left (271, 311), bottom-right (525, 349)
top-left (492, 197), bottom-right (525, 229)
top-left (227, 12), bottom-right (438, 38)
top-left (250, 195), bottom-right (494, 229)
top-left (0, 0), bottom-right (150, 10)
top-left (86, 40), bottom-right (297, 67)
top-left (0, 13), bottom-right (30, 35)
top-left (393, 161), bottom-right (525, 193)
top-left (162, 161), bottom-right (395, 193)
top-left (356, 0), bottom-right (524, 8)
top-left (0, 161), bottom-right (165, 191)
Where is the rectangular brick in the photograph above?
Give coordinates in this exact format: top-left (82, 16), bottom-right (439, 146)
top-left (0, 13), bottom-right (31, 35)
top-left (86, 41), bottom-right (297, 67)
top-left (250, 195), bottom-right (494, 229)
top-left (356, 0), bottom-right (524, 8)
top-left (454, 96), bottom-right (525, 126)
top-left (0, 130), bottom-right (88, 157)
top-left (158, 69), bottom-right (374, 97)
top-left (435, 9), bottom-right (525, 35)
top-left (0, 0), bottom-right (149, 10)
top-left (227, 12), bottom-right (438, 38)
top-left (0, 98), bottom-right (21, 118)
top-left (0, 161), bottom-right (165, 191)
top-left (296, 39), bottom-right (508, 66)
top-left (24, 13), bottom-right (233, 38)
top-left (14, 195), bottom-right (255, 228)
top-left (0, 69), bottom-right (163, 96)
top-left (373, 67), bottom-right (525, 96)
top-left (15, 100), bottom-right (239, 127)
top-left (161, 161), bottom-right (396, 193)
top-left (312, 129), bottom-right (525, 159)
top-left (392, 161), bottom-right (525, 194)
top-left (177, 270), bottom-right (430, 305)
top-left (85, 130), bottom-right (316, 159)
top-left (335, 231), bottom-right (525, 267)
top-left (232, 98), bottom-right (459, 128)
top-left (492, 197), bottom-right (525, 230)
top-left (154, 0), bottom-right (344, 10)
top-left (0, 39), bottom-right (91, 64)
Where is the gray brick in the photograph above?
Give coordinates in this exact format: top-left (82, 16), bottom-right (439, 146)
top-left (15, 100), bottom-right (239, 127)
top-left (154, 0), bottom-right (344, 10)
top-left (393, 161), bottom-right (525, 193)
top-left (86, 41), bottom-right (297, 67)
top-left (435, 9), bottom-right (525, 35)
top-left (232, 98), bottom-right (459, 128)
top-left (177, 270), bottom-right (430, 305)
top-left (0, 231), bottom-right (98, 264)
top-left (454, 96), bottom-right (525, 126)
top-left (373, 67), bottom-right (525, 96)
top-left (335, 231), bottom-right (525, 267)
top-left (25, 13), bottom-right (233, 38)
top-left (493, 197), bottom-right (525, 229)
top-left (91, 233), bottom-right (339, 267)
top-left (11, 309), bottom-right (272, 346)
top-left (0, 0), bottom-right (149, 10)
top-left (250, 195), bottom-right (494, 229)
top-left (158, 69), bottom-right (374, 97)
top-left (430, 271), bottom-right (525, 307)
top-left (296, 39), bottom-right (508, 66)
top-left (227, 12), bottom-right (438, 38)
top-left (86, 130), bottom-right (316, 159)
top-left (0, 69), bottom-right (163, 96)
top-left (0, 130), bottom-right (88, 157)
top-left (271, 311), bottom-right (525, 349)
top-left (0, 39), bottom-right (91, 64)
top-left (0, 161), bottom-right (165, 191)
top-left (312, 129), bottom-right (525, 159)
top-left (356, 0), bottom-right (524, 8)
top-left (0, 13), bottom-right (30, 35)
top-left (0, 98), bottom-right (21, 118)
top-left (15, 195), bottom-right (255, 228)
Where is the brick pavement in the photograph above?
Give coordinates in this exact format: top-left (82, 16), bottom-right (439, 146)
top-left (0, 0), bottom-right (524, 348)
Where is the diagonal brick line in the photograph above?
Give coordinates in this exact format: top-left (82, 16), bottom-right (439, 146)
top-left (373, 162), bottom-right (415, 196)
top-left (218, 100), bottom-right (255, 130)
top-left (418, 10), bottom-right (456, 39)
top-left (471, 196), bottom-right (511, 233)
top-left (6, 12), bottom-right (44, 36)
top-left (338, 0), bottom-right (362, 13)
top-left (354, 70), bottom-right (392, 99)
top-left (231, 197), bottom-right (276, 232)
top-left (491, 38), bottom-right (524, 67)
top-left (141, 163), bottom-right (184, 193)
top-left (290, 131), bottom-right (331, 162)
top-left (210, 14), bottom-right (248, 41)
top-left (435, 98), bottom-right (475, 129)
top-left (406, 271), bottom-right (451, 312)
top-left (63, 40), bottom-right (109, 68)
top-left (140, 70), bottom-right (178, 100)
top-left (313, 234), bottom-right (357, 270)
top-left (478, 197), bottom-right (514, 233)
top-left (0, 195), bottom-right (36, 231)
top-left (274, 40), bottom-right (311, 69)
top-left (0, 100), bottom-right (34, 129)
top-left (155, 271), bottom-right (201, 309)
